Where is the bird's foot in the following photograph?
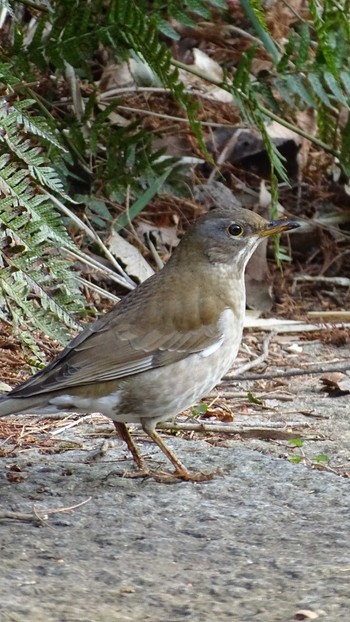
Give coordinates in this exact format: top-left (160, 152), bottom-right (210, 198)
top-left (120, 467), bottom-right (153, 480)
top-left (121, 466), bottom-right (222, 483)
top-left (171, 467), bottom-right (222, 483)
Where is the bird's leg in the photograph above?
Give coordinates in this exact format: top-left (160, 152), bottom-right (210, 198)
top-left (113, 421), bottom-right (216, 482)
top-left (141, 421), bottom-right (216, 482)
top-left (113, 421), bottom-right (148, 473)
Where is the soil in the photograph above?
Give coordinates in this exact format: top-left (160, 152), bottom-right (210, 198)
top-left (1, 335), bottom-right (350, 622)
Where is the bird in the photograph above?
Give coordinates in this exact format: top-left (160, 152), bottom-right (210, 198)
top-left (0, 206), bottom-right (299, 481)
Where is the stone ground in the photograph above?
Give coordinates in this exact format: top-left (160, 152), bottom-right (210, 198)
top-left (1, 338), bottom-right (349, 622)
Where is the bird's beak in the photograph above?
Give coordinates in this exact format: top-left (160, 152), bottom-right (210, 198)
top-left (258, 218), bottom-right (300, 238)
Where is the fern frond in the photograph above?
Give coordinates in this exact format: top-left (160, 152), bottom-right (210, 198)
top-left (323, 71), bottom-right (348, 105)
top-left (295, 22), bottom-right (311, 70)
top-left (309, 0), bottom-right (339, 77)
top-left (339, 115), bottom-right (350, 175)
top-left (0, 99), bottom-right (85, 346)
top-left (0, 269), bottom-right (80, 346)
top-left (12, 100), bottom-right (65, 150)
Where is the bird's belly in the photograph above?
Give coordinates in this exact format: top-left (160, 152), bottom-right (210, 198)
top-left (111, 327), bottom-right (241, 424)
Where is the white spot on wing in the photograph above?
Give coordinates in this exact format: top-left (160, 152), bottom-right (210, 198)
top-left (200, 337), bottom-right (224, 358)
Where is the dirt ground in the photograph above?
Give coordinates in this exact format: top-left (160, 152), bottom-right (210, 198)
top-left (1, 335), bottom-right (350, 622)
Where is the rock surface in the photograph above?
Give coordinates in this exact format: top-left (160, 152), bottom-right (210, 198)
top-left (1, 339), bottom-right (349, 622)
top-left (1, 431), bottom-right (350, 622)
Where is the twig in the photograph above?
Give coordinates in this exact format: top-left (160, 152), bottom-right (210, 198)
top-left (244, 318), bottom-right (350, 332)
top-left (224, 24), bottom-right (264, 44)
top-left (233, 331), bottom-right (275, 376)
top-left (44, 191), bottom-right (136, 290)
top-left (14, 0), bottom-right (49, 11)
top-left (206, 391), bottom-right (293, 401)
top-left (99, 85), bottom-right (238, 106)
top-left (307, 311), bottom-right (350, 320)
top-left (50, 414), bottom-right (95, 435)
top-left (279, 0), bottom-right (304, 21)
top-left (295, 275), bottom-right (350, 288)
top-left (225, 360), bottom-right (350, 381)
top-left (144, 231), bottom-right (164, 270)
top-left (63, 246), bottom-right (132, 290)
top-left (43, 497), bottom-right (91, 514)
top-left (116, 104), bottom-right (240, 128)
top-left (207, 130), bottom-right (239, 183)
top-left (0, 511), bottom-right (43, 522)
top-left (158, 421), bottom-right (310, 433)
top-left (0, 498), bottom-right (91, 523)
top-left (76, 276), bottom-right (120, 302)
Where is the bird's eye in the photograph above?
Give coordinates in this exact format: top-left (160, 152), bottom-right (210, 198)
top-left (227, 223), bottom-right (243, 237)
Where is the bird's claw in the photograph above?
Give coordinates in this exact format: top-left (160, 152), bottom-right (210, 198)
top-left (120, 466), bottom-right (222, 483)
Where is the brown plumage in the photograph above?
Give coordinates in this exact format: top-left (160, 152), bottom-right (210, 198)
top-left (0, 206), bottom-right (299, 480)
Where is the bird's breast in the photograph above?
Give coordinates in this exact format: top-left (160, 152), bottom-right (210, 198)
top-left (200, 306), bottom-right (244, 380)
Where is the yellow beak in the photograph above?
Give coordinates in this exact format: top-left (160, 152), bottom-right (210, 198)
top-left (259, 219), bottom-right (300, 237)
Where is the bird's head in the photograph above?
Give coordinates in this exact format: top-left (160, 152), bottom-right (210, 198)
top-left (173, 205), bottom-right (300, 272)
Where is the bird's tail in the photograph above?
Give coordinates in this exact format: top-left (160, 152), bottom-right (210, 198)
top-left (0, 396), bottom-right (48, 417)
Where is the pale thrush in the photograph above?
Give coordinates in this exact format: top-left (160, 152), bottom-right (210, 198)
top-left (0, 206), bottom-right (299, 480)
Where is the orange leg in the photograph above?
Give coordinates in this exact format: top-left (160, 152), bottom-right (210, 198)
top-left (141, 421), bottom-right (217, 482)
top-left (113, 421), bottom-right (147, 471)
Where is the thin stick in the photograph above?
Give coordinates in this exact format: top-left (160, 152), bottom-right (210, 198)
top-left (158, 421), bottom-right (310, 433)
top-left (0, 511), bottom-right (42, 522)
top-left (225, 360), bottom-right (350, 381)
top-left (0, 498), bottom-right (91, 523)
top-left (44, 191), bottom-right (135, 289)
top-left (307, 311), bottom-right (350, 320)
top-left (233, 331), bottom-right (275, 376)
top-left (206, 391), bottom-right (293, 401)
top-left (51, 414), bottom-right (95, 435)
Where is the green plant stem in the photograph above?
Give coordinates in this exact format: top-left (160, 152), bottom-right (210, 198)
top-left (239, 0), bottom-right (281, 64)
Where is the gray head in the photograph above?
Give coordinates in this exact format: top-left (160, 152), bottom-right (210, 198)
top-left (171, 205), bottom-right (299, 271)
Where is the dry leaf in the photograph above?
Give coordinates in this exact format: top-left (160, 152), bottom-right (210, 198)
top-left (179, 49), bottom-right (234, 103)
top-left (99, 58), bottom-right (159, 91)
top-left (193, 181), bottom-right (241, 209)
top-left (136, 222), bottom-right (180, 251)
top-left (0, 381), bottom-right (12, 392)
top-left (321, 372), bottom-right (350, 395)
top-left (294, 609), bottom-right (319, 620)
top-left (107, 230), bottom-right (154, 283)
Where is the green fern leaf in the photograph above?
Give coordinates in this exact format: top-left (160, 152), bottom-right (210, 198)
top-left (258, 81), bottom-right (280, 113)
top-left (207, 0), bottom-right (227, 7)
top-left (156, 20), bottom-right (180, 40)
top-left (308, 73), bottom-right (332, 107)
top-left (340, 70), bottom-right (350, 98)
top-left (340, 115), bottom-right (350, 176)
top-left (273, 78), bottom-right (295, 107)
top-left (285, 74), bottom-right (316, 107)
top-left (171, 7), bottom-right (197, 26)
top-left (295, 23), bottom-right (311, 70)
top-left (308, 0), bottom-right (339, 77)
top-left (323, 71), bottom-right (348, 106)
top-left (184, 0), bottom-right (211, 19)
top-left (277, 31), bottom-right (297, 74)
top-left (240, 0), bottom-right (280, 64)
top-left (13, 102), bottom-right (65, 151)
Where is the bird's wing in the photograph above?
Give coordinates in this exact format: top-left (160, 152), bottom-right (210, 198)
top-left (10, 292), bottom-right (224, 397)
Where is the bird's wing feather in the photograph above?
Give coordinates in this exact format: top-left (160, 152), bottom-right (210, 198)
top-left (9, 294), bottom-right (223, 397)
